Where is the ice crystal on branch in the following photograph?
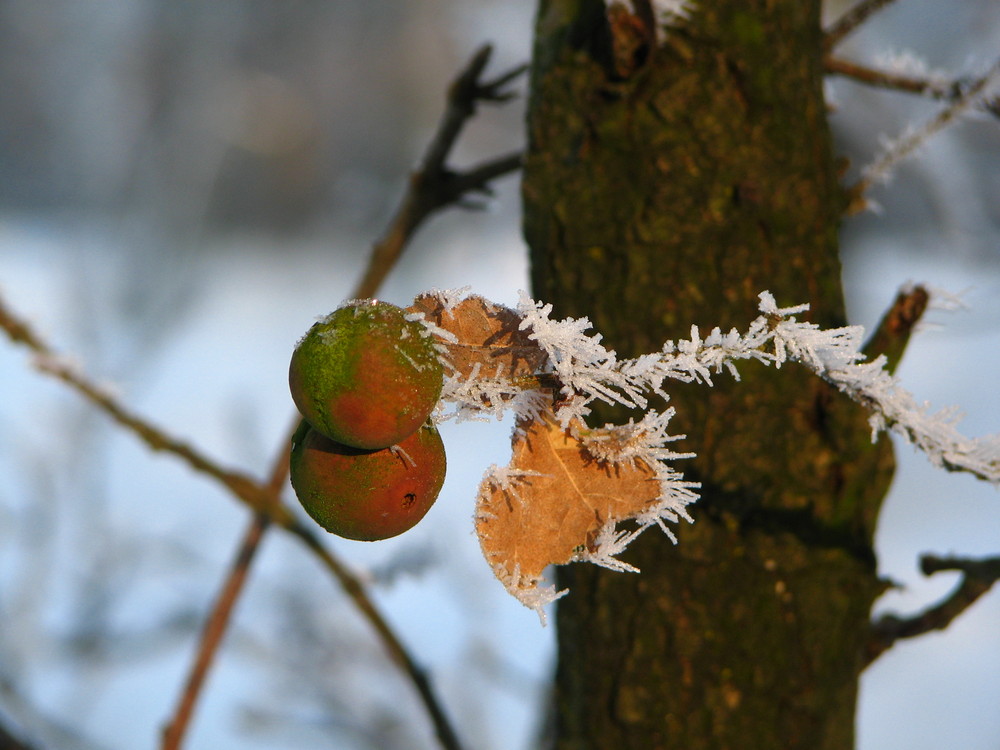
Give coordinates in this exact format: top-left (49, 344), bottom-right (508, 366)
top-left (405, 288), bottom-right (1000, 618)
top-left (875, 49), bottom-right (950, 94)
top-left (516, 293), bottom-right (652, 424)
top-left (859, 57), bottom-right (1000, 189)
top-left (755, 291), bottom-right (1000, 483)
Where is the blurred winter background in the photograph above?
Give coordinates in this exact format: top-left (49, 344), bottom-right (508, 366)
top-left (0, 2), bottom-right (997, 749)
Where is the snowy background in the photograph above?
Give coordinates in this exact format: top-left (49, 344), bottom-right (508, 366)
top-left (1, 2), bottom-right (998, 749)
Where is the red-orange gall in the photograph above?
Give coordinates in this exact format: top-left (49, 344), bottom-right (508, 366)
top-left (289, 300), bottom-right (444, 449)
top-left (289, 420), bottom-right (446, 541)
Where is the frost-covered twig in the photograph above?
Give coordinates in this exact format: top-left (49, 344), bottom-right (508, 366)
top-left (513, 292), bottom-right (775, 427)
top-left (472, 289), bottom-right (1000, 485)
top-left (825, 56), bottom-right (1000, 119)
top-left (853, 57), bottom-right (1000, 196)
top-left (757, 292), bottom-right (1000, 484)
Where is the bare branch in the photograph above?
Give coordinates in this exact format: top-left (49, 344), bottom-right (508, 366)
top-left (160, 416), bottom-right (297, 750)
top-left (824, 0), bottom-right (900, 51)
top-left (866, 553), bottom-right (1000, 664)
top-left (826, 56), bottom-right (1000, 118)
top-left (352, 44), bottom-right (526, 299)
top-left (861, 285), bottom-right (929, 374)
top-left (0, 43), bottom-right (517, 750)
top-left (419, 45), bottom-right (526, 173)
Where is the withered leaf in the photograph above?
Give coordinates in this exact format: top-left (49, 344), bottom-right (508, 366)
top-left (476, 412), bottom-right (661, 588)
top-left (409, 293), bottom-right (547, 380)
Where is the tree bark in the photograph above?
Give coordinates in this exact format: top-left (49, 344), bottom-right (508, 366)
top-left (522, 2), bottom-right (895, 749)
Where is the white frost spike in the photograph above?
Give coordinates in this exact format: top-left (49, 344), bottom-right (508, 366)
top-left (575, 409), bottom-right (698, 553)
top-left (490, 563), bottom-right (567, 625)
top-left (574, 523), bottom-right (642, 573)
top-left (438, 361), bottom-right (550, 425)
top-left (655, 316), bottom-right (772, 385)
top-left (652, 0), bottom-right (695, 23)
top-left (925, 286), bottom-right (969, 313)
top-left (422, 286), bottom-right (472, 313)
top-left (515, 291), bottom-right (653, 422)
top-left (481, 464), bottom-right (549, 505)
top-left (389, 444), bottom-right (416, 468)
top-left (874, 49), bottom-right (950, 95)
top-left (579, 410), bottom-right (692, 467)
top-left (405, 310), bottom-right (459, 344)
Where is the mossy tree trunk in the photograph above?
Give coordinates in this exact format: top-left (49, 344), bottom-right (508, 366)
top-left (522, 2), bottom-right (895, 749)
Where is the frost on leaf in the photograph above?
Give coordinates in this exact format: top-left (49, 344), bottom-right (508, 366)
top-left (410, 292), bottom-right (551, 423)
top-left (476, 410), bottom-right (696, 621)
top-left (409, 293), bottom-right (546, 380)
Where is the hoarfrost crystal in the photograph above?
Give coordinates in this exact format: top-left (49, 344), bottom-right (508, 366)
top-left (415, 287), bottom-right (1000, 621)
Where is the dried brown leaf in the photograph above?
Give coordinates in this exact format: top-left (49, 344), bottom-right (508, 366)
top-left (409, 293), bottom-right (547, 379)
top-left (476, 412), bottom-right (660, 587)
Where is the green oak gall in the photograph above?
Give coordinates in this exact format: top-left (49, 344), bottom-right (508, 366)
top-left (289, 419), bottom-right (446, 541)
top-left (289, 300), bottom-right (444, 450)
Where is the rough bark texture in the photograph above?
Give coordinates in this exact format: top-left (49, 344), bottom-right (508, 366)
top-left (521, 2), bottom-right (895, 749)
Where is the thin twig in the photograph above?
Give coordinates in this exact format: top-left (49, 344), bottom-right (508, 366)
top-left (848, 57), bottom-right (1000, 207)
top-left (353, 44), bottom-right (526, 299)
top-left (824, 0), bottom-right (900, 51)
top-left (274, 54), bottom-right (527, 750)
top-left (826, 57), bottom-right (1000, 118)
top-left (866, 553), bottom-right (1000, 664)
